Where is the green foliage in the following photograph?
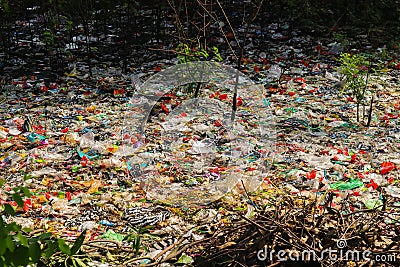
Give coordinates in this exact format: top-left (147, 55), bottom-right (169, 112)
top-left (0, 0), bottom-right (9, 12)
top-left (212, 47), bottom-right (223, 62)
top-left (123, 227), bottom-right (148, 256)
top-left (65, 17), bottom-right (74, 32)
top-left (0, 186), bottom-right (44, 266)
top-left (0, 183), bottom-right (87, 266)
top-left (51, 230), bottom-right (88, 266)
top-left (337, 52), bottom-right (369, 105)
top-left (176, 43), bottom-right (223, 64)
top-left (333, 32), bottom-right (349, 48)
top-left (174, 43), bottom-right (223, 97)
top-left (337, 52), bottom-right (386, 125)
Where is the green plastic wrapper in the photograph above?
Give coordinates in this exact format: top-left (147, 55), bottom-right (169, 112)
top-left (100, 229), bottom-right (124, 242)
top-left (330, 178), bottom-right (364, 190)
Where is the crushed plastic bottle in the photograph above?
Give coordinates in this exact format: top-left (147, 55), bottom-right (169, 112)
top-left (80, 131), bottom-right (95, 148)
top-left (267, 64), bottom-right (282, 80)
top-left (328, 42), bottom-right (343, 55)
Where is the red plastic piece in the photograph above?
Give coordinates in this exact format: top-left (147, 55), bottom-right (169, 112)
top-left (380, 162), bottom-right (395, 175)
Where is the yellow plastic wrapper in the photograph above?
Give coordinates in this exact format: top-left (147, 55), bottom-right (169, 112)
top-left (87, 179), bottom-right (103, 194)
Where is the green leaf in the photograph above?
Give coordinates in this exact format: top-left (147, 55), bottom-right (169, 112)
top-left (29, 236), bottom-right (39, 244)
top-left (45, 240), bottom-right (58, 258)
top-left (12, 193), bottom-right (23, 208)
top-left (106, 251), bottom-right (115, 261)
top-left (23, 173), bottom-right (32, 181)
top-left (22, 227), bottom-right (33, 233)
top-left (21, 187), bottom-right (31, 197)
top-left (58, 238), bottom-right (71, 256)
top-left (6, 246), bottom-right (29, 266)
top-left (29, 241), bottom-right (41, 263)
top-left (5, 235), bottom-right (14, 252)
top-left (176, 253), bottom-right (193, 264)
top-left (7, 222), bottom-right (20, 231)
top-left (72, 257), bottom-right (79, 267)
top-left (122, 233), bottom-right (133, 242)
top-left (39, 232), bottom-right (53, 241)
top-left (4, 204), bottom-right (15, 216)
top-left (0, 239), bottom-right (6, 255)
top-left (0, 179), bottom-right (6, 187)
top-left (17, 232), bottom-right (28, 247)
top-left (134, 233), bottom-right (140, 256)
top-left (74, 257), bottom-right (87, 267)
top-left (70, 230), bottom-right (86, 255)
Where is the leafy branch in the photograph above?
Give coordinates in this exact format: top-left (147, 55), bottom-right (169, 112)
top-left (0, 181), bottom-right (87, 266)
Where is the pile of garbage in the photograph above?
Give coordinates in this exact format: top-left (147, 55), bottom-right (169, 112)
top-left (1, 18), bottom-right (400, 266)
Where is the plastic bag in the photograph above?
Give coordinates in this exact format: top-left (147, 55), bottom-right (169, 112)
top-left (330, 178), bottom-right (364, 190)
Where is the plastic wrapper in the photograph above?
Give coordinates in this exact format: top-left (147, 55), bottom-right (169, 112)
top-left (330, 178), bottom-right (364, 190)
top-left (80, 131), bottom-right (95, 148)
top-left (101, 229), bottom-right (124, 242)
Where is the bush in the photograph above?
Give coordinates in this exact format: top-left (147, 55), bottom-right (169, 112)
top-left (0, 181), bottom-right (87, 266)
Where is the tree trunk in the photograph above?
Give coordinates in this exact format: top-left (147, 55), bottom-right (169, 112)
top-left (366, 96), bottom-right (373, 127)
top-left (356, 102), bottom-right (360, 122)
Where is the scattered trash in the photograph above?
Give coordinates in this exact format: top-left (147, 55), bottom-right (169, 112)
top-left (0, 6), bottom-right (399, 266)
